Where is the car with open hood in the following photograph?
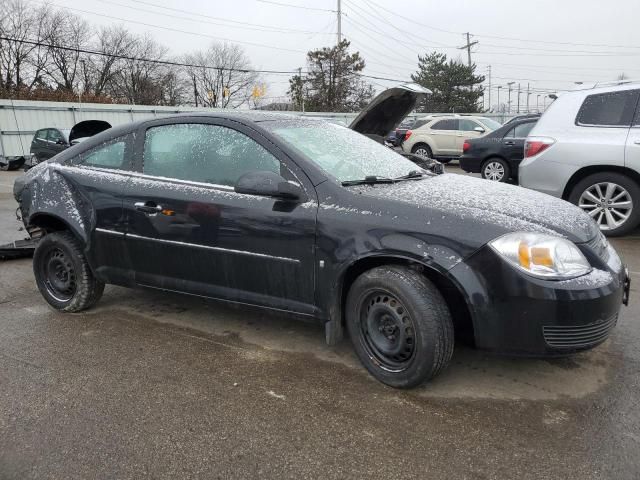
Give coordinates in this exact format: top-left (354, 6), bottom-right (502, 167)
top-left (13, 102), bottom-right (629, 388)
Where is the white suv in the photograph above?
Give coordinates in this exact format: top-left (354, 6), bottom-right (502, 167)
top-left (520, 83), bottom-right (640, 236)
top-left (401, 115), bottom-right (501, 163)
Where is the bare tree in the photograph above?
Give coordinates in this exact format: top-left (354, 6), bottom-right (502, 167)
top-left (0, 0), bottom-right (52, 92)
top-left (44, 10), bottom-right (91, 92)
top-left (82, 25), bottom-right (136, 97)
top-left (184, 42), bottom-right (259, 108)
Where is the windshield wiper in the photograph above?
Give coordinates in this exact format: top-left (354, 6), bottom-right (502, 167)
top-left (341, 171), bottom-right (427, 187)
top-left (341, 175), bottom-right (395, 186)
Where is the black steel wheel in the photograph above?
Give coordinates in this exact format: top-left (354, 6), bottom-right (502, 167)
top-left (360, 291), bottom-right (416, 372)
top-left (33, 231), bottom-right (104, 312)
top-left (40, 247), bottom-right (77, 302)
top-left (346, 266), bottom-right (454, 388)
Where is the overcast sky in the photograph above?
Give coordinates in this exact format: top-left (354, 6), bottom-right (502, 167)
top-left (49, 0), bottom-right (640, 107)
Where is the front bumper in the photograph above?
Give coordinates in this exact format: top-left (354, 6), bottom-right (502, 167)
top-left (449, 242), bottom-right (628, 355)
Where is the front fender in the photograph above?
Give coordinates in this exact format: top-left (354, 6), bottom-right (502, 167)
top-left (21, 164), bottom-right (93, 244)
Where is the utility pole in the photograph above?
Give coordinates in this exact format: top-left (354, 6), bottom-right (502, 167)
top-left (458, 32), bottom-right (478, 68)
top-left (497, 86), bottom-right (502, 113)
top-left (526, 83), bottom-right (530, 113)
top-left (517, 83), bottom-right (521, 113)
top-left (487, 65), bottom-right (491, 111)
top-left (507, 81), bottom-right (515, 115)
top-left (536, 94), bottom-right (541, 112)
top-left (337, 0), bottom-right (341, 45)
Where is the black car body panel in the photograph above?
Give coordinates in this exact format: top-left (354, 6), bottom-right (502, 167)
top-left (30, 128), bottom-right (70, 161)
top-left (14, 112), bottom-right (627, 356)
top-left (460, 118), bottom-right (538, 178)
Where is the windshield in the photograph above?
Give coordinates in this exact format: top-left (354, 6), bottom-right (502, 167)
top-left (478, 118), bottom-right (502, 131)
top-left (266, 121), bottom-right (423, 182)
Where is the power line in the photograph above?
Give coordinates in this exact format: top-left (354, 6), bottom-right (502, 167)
top-left (255, 0), bottom-right (336, 12)
top-left (44, 1), bottom-right (308, 53)
top-left (102, 0), bottom-right (334, 35)
top-left (0, 35), bottom-right (300, 74)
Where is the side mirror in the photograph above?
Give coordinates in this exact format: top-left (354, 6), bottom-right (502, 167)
top-left (234, 170), bottom-right (305, 201)
top-left (473, 126), bottom-right (485, 133)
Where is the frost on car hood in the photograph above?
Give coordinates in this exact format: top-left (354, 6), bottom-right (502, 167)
top-left (356, 174), bottom-right (599, 243)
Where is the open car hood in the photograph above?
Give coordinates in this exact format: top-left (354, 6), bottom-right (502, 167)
top-left (349, 83), bottom-right (431, 138)
top-left (69, 120), bottom-right (112, 143)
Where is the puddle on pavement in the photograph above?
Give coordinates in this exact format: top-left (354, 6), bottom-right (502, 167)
top-left (94, 284), bottom-right (612, 402)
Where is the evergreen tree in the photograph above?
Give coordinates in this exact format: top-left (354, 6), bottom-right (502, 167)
top-left (288, 39), bottom-right (374, 112)
top-left (411, 52), bottom-right (485, 113)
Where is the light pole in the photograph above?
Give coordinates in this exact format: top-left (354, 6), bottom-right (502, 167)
top-left (507, 82), bottom-right (515, 115)
top-left (536, 94), bottom-right (541, 112)
top-left (496, 85), bottom-right (502, 113)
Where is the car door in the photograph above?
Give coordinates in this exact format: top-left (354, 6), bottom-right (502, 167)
top-left (122, 118), bottom-right (318, 315)
top-left (502, 121), bottom-right (536, 163)
top-left (428, 119), bottom-right (458, 155)
top-left (62, 134), bottom-right (135, 285)
top-left (47, 129), bottom-right (68, 158)
top-left (31, 129), bottom-right (49, 159)
top-left (626, 100), bottom-right (640, 171)
top-left (456, 119), bottom-right (485, 154)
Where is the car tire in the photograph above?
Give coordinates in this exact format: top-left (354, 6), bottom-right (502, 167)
top-left (345, 265), bottom-right (454, 388)
top-left (481, 157), bottom-right (510, 182)
top-left (411, 144), bottom-right (433, 159)
top-left (569, 173), bottom-right (640, 237)
top-left (33, 231), bottom-right (105, 312)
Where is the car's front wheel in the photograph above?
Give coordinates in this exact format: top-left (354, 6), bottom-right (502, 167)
top-left (33, 231), bottom-right (105, 312)
top-left (481, 158), bottom-right (510, 182)
top-left (346, 266), bottom-right (454, 388)
top-left (569, 172), bottom-right (640, 236)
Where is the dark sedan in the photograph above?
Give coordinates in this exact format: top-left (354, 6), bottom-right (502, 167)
top-left (14, 112), bottom-right (628, 388)
top-left (460, 118), bottom-right (538, 182)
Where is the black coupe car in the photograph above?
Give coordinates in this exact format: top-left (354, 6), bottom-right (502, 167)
top-left (459, 118), bottom-right (538, 182)
top-left (14, 110), bottom-right (628, 389)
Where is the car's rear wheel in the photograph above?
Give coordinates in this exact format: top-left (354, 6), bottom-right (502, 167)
top-left (33, 231), bottom-right (104, 312)
top-left (411, 144), bottom-right (433, 159)
top-left (569, 172), bottom-right (640, 237)
top-left (346, 266), bottom-right (454, 388)
top-left (482, 157), bottom-right (510, 182)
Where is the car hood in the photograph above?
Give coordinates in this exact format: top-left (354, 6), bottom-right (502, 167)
top-left (349, 83), bottom-right (431, 138)
top-left (356, 174), bottom-right (599, 244)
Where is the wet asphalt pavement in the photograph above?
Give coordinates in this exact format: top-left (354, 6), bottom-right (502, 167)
top-left (1, 168), bottom-right (639, 479)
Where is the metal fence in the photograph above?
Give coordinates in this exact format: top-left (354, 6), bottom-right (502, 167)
top-left (0, 98), bottom-right (510, 157)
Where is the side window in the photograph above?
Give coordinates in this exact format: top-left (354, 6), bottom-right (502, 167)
top-left (74, 137), bottom-right (128, 170)
top-left (512, 122), bottom-right (535, 138)
top-left (142, 123), bottom-right (281, 187)
top-left (459, 119), bottom-right (481, 131)
top-left (431, 119), bottom-right (458, 130)
top-left (35, 130), bottom-right (48, 141)
top-left (48, 129), bottom-right (65, 143)
top-left (576, 89), bottom-right (640, 127)
top-left (413, 120), bottom-right (429, 129)
top-left (634, 102), bottom-right (640, 127)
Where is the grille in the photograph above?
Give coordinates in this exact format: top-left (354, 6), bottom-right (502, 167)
top-left (583, 233), bottom-right (609, 262)
top-left (543, 314), bottom-right (618, 349)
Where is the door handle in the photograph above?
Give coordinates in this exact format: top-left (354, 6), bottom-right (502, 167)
top-left (504, 141), bottom-right (515, 146)
top-left (634, 140), bottom-right (640, 145)
top-left (134, 201), bottom-right (162, 214)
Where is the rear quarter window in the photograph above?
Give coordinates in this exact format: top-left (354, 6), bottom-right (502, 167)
top-left (576, 89), bottom-right (640, 127)
top-left (70, 135), bottom-right (131, 170)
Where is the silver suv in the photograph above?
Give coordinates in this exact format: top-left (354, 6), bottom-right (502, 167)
top-left (520, 82), bottom-right (640, 236)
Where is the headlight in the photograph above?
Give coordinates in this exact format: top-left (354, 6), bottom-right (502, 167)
top-left (489, 232), bottom-right (591, 280)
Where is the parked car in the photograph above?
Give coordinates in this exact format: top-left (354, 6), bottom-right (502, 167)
top-left (460, 118), bottom-right (538, 182)
top-left (14, 109), bottom-right (629, 388)
top-left (401, 115), bottom-right (502, 162)
top-left (519, 82), bottom-right (640, 236)
top-left (30, 128), bottom-right (71, 163)
top-left (27, 121), bottom-right (112, 170)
